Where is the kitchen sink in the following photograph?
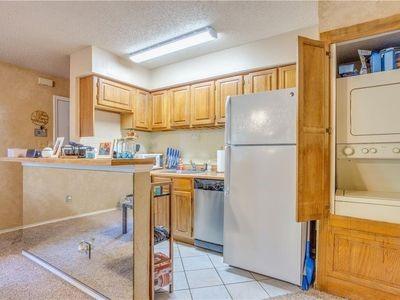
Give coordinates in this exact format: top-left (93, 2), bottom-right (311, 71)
top-left (163, 169), bottom-right (206, 174)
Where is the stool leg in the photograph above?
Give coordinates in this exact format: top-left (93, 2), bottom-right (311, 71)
top-left (122, 204), bottom-right (127, 234)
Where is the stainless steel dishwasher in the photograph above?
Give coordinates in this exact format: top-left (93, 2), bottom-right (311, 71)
top-left (194, 179), bottom-right (224, 253)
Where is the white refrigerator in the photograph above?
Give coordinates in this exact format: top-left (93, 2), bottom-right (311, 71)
top-left (223, 88), bottom-right (305, 285)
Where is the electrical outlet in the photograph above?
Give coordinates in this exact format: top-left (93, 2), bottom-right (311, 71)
top-left (65, 195), bottom-right (72, 203)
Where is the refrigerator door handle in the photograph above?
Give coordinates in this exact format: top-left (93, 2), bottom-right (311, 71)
top-left (224, 145), bottom-right (231, 198)
top-left (225, 96), bottom-right (232, 145)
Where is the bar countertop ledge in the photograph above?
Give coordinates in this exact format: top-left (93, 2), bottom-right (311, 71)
top-left (0, 156), bottom-right (155, 300)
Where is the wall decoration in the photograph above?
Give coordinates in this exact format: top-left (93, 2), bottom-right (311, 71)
top-left (31, 110), bottom-right (49, 137)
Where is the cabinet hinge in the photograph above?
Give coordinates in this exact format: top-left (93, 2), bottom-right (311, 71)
top-left (326, 51), bottom-right (331, 58)
top-left (325, 127), bottom-right (332, 134)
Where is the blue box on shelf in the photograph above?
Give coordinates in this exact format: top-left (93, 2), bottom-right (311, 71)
top-left (370, 51), bottom-right (382, 73)
top-left (381, 48), bottom-right (397, 71)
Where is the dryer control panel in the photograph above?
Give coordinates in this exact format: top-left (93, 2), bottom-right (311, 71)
top-left (337, 143), bottom-right (400, 159)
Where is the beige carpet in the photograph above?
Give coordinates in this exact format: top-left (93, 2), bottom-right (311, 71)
top-left (0, 230), bottom-right (91, 300)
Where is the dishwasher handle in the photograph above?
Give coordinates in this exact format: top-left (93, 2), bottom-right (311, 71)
top-left (194, 179), bottom-right (224, 192)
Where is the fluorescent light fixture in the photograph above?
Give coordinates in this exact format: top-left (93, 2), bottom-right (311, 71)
top-left (129, 26), bottom-right (218, 63)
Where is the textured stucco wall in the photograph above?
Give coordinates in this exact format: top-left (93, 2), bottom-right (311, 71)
top-left (319, 0), bottom-right (400, 32)
top-left (0, 61), bottom-right (69, 231)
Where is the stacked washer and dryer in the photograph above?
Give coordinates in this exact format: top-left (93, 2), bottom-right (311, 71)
top-left (335, 68), bottom-right (400, 224)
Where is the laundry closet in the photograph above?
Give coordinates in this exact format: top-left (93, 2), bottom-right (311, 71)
top-left (330, 31), bottom-right (400, 224)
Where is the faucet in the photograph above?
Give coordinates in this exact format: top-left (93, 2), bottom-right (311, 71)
top-left (190, 160), bottom-right (196, 171)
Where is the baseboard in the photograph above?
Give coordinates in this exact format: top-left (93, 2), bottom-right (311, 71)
top-left (0, 208), bottom-right (118, 235)
top-left (22, 250), bottom-right (110, 300)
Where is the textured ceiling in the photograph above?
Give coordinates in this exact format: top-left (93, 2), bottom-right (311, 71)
top-left (0, 1), bottom-right (318, 78)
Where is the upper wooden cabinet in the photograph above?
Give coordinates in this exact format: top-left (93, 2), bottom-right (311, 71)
top-left (134, 89), bottom-right (151, 130)
top-left (170, 86), bottom-right (191, 128)
top-left (278, 65), bottom-right (296, 89)
top-left (191, 81), bottom-right (215, 126)
top-left (120, 89), bottom-right (151, 131)
top-left (151, 90), bottom-right (170, 130)
top-left (97, 77), bottom-right (133, 112)
top-left (296, 37), bottom-right (330, 222)
top-left (245, 68), bottom-right (278, 93)
top-left (215, 76), bottom-right (243, 124)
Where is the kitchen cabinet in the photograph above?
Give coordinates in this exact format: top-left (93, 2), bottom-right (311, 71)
top-left (134, 89), bottom-right (151, 130)
top-left (310, 17), bottom-right (400, 300)
top-left (79, 76), bottom-right (96, 137)
top-left (191, 81), bottom-right (215, 126)
top-left (151, 90), bottom-right (170, 130)
top-left (170, 86), bottom-right (191, 128)
top-left (245, 68), bottom-right (278, 93)
top-left (172, 190), bottom-right (193, 240)
top-left (97, 77), bottom-right (134, 112)
top-left (278, 65), bottom-right (296, 88)
top-left (121, 89), bottom-right (151, 131)
top-left (152, 175), bottom-right (194, 243)
top-left (215, 76), bottom-right (243, 124)
top-left (296, 36), bottom-right (329, 222)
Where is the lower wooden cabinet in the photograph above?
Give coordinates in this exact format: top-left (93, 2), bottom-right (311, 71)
top-left (154, 195), bottom-right (170, 229)
top-left (152, 176), bottom-right (194, 243)
top-left (317, 215), bottom-right (400, 299)
top-left (172, 190), bottom-right (193, 240)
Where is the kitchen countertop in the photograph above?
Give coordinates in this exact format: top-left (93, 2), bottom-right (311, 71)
top-left (151, 169), bottom-right (224, 180)
top-left (0, 157), bottom-right (155, 166)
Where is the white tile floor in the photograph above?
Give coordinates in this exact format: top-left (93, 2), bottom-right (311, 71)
top-left (154, 241), bottom-right (300, 300)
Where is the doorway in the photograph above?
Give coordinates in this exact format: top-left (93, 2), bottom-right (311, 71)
top-left (53, 96), bottom-right (70, 145)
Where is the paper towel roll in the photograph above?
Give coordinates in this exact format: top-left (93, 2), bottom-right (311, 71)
top-left (217, 150), bottom-right (225, 173)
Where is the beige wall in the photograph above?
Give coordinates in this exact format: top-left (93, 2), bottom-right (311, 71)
top-left (23, 167), bottom-right (132, 226)
top-left (319, 1), bottom-right (400, 32)
top-left (0, 61), bottom-right (69, 231)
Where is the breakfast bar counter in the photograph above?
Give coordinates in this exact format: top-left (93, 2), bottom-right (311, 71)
top-left (0, 156), bottom-right (155, 299)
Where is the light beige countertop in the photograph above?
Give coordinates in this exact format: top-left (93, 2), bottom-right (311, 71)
top-left (0, 157), bottom-right (155, 166)
top-left (151, 169), bottom-right (224, 180)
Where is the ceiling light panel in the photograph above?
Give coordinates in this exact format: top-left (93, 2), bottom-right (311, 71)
top-left (129, 27), bottom-right (218, 63)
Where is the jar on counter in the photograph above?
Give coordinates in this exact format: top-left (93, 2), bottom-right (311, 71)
top-left (85, 147), bottom-right (96, 159)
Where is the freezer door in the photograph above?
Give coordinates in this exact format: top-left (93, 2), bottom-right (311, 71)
top-left (226, 89), bottom-right (296, 145)
top-left (223, 145), bottom-right (305, 285)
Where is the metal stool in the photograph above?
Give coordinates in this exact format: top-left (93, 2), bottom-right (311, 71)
top-left (122, 194), bottom-right (133, 234)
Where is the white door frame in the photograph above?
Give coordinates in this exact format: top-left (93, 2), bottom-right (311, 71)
top-left (53, 95), bottom-right (70, 143)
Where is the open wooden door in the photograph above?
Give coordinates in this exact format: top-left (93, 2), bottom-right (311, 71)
top-left (297, 36), bottom-right (330, 222)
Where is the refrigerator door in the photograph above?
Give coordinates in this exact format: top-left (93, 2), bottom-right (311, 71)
top-left (226, 88), bottom-right (296, 146)
top-left (223, 144), bottom-right (305, 285)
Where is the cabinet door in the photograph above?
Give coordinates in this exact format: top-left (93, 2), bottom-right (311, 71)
top-left (172, 191), bottom-right (192, 238)
top-left (134, 89), bottom-right (151, 130)
top-left (154, 195), bottom-right (170, 229)
top-left (170, 86), bottom-right (191, 128)
top-left (215, 76), bottom-right (243, 124)
top-left (297, 36), bottom-right (330, 222)
top-left (245, 69), bottom-right (278, 93)
top-left (97, 78), bottom-right (133, 111)
top-left (278, 65), bottom-right (296, 89)
top-left (191, 81), bottom-right (215, 126)
top-left (151, 90), bottom-right (170, 130)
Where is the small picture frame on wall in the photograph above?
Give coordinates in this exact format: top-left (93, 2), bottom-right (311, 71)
top-left (52, 137), bottom-right (64, 157)
top-left (97, 141), bottom-right (114, 158)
